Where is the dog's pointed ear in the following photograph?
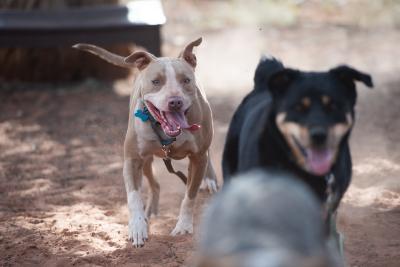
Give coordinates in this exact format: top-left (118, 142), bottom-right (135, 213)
top-left (125, 51), bottom-right (157, 70)
top-left (329, 65), bottom-right (373, 88)
top-left (268, 68), bottom-right (299, 96)
top-left (180, 37), bottom-right (202, 68)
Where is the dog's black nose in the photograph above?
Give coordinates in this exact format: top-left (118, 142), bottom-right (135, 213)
top-left (168, 97), bottom-right (183, 111)
top-left (310, 127), bottom-right (327, 146)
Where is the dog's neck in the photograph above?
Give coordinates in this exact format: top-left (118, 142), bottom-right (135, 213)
top-left (136, 101), bottom-right (178, 147)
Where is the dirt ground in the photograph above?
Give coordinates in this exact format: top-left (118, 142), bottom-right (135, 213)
top-left (1, 2), bottom-right (400, 267)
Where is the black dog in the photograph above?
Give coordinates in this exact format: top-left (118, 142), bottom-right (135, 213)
top-left (222, 56), bottom-right (373, 210)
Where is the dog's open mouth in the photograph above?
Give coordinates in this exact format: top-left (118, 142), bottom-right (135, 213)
top-left (145, 101), bottom-right (201, 137)
top-left (292, 136), bottom-right (334, 176)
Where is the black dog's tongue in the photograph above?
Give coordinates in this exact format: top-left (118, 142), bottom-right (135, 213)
top-left (306, 148), bottom-right (334, 176)
top-left (161, 111), bottom-right (200, 137)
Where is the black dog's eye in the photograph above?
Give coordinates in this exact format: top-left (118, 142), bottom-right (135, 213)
top-left (294, 97), bottom-right (311, 113)
top-left (295, 103), bottom-right (309, 113)
top-left (182, 78), bottom-right (191, 84)
top-left (152, 79), bottom-right (160, 85)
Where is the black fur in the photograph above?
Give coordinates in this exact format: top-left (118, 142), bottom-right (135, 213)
top-left (222, 57), bottom-right (373, 209)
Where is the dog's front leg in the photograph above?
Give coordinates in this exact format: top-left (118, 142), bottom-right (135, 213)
top-left (171, 153), bottom-right (207, 236)
top-left (200, 151), bottom-right (218, 194)
top-left (123, 158), bottom-right (148, 247)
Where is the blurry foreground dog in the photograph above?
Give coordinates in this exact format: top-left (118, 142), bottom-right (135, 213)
top-left (197, 170), bottom-right (342, 267)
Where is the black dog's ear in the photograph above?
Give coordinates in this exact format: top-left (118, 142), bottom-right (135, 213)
top-left (268, 68), bottom-right (299, 96)
top-left (329, 65), bottom-right (373, 88)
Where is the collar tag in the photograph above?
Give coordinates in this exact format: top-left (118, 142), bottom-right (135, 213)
top-left (134, 109), bottom-right (150, 122)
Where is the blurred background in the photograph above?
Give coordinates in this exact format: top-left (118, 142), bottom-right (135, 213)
top-left (0, 1), bottom-right (399, 266)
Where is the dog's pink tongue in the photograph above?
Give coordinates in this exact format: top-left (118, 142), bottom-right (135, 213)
top-left (307, 148), bottom-right (333, 176)
top-left (187, 124), bottom-right (201, 131)
top-left (164, 112), bottom-right (201, 132)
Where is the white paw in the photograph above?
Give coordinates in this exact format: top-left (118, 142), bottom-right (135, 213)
top-left (128, 214), bottom-right (148, 247)
top-left (200, 177), bottom-right (218, 194)
top-left (170, 216), bottom-right (193, 236)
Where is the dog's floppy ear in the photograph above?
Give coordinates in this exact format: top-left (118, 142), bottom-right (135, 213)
top-left (125, 51), bottom-right (157, 70)
top-left (180, 37), bottom-right (202, 68)
top-left (267, 68), bottom-right (299, 96)
top-left (329, 65), bottom-right (373, 88)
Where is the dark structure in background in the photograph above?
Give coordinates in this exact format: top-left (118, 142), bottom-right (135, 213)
top-left (0, 0), bottom-right (165, 82)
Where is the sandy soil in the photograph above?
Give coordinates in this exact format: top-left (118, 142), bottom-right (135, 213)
top-left (1, 15), bottom-right (400, 267)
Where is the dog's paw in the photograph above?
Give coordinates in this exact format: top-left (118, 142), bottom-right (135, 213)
top-left (128, 214), bottom-right (148, 248)
top-left (170, 216), bottom-right (193, 236)
top-left (200, 177), bottom-right (218, 194)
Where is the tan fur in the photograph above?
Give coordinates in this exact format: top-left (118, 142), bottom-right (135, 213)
top-left (321, 95), bottom-right (331, 106)
top-left (181, 37), bottom-right (202, 68)
top-left (276, 113), bottom-right (308, 167)
top-left (276, 112), bottom-right (353, 173)
top-left (72, 43), bottom-right (135, 68)
top-left (301, 97), bottom-right (312, 108)
top-left (74, 38), bottom-right (216, 246)
top-left (329, 113), bottom-right (353, 148)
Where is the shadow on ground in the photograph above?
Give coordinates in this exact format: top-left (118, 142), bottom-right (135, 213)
top-left (0, 80), bottom-right (240, 266)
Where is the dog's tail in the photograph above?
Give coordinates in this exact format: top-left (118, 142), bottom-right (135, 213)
top-left (253, 55), bottom-right (284, 91)
top-left (72, 43), bottom-right (135, 68)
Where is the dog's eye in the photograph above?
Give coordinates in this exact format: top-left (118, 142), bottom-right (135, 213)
top-left (295, 103), bottom-right (309, 113)
top-left (152, 79), bottom-right (160, 85)
top-left (182, 78), bottom-right (191, 84)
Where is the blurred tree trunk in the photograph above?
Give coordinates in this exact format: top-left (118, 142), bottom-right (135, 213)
top-left (0, 0), bottom-right (135, 82)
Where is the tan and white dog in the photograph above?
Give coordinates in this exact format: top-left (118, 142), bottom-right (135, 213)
top-left (73, 38), bottom-right (218, 247)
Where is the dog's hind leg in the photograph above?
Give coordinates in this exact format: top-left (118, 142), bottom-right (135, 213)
top-left (123, 158), bottom-right (148, 247)
top-left (200, 151), bottom-right (218, 194)
top-left (143, 156), bottom-right (160, 218)
top-left (171, 153), bottom-right (207, 236)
